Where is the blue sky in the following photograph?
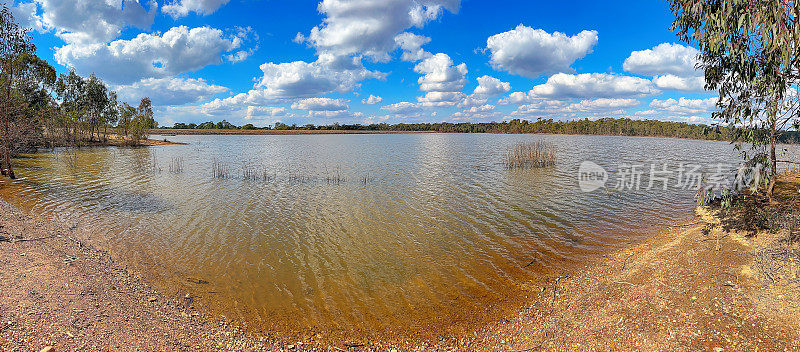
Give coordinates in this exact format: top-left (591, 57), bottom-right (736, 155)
top-left (5, 0), bottom-right (718, 127)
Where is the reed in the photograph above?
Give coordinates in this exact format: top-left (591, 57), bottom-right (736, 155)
top-left (212, 158), bottom-right (230, 179)
top-left (504, 141), bottom-right (557, 169)
top-left (324, 166), bottom-right (346, 184)
top-left (169, 157), bottom-right (184, 173)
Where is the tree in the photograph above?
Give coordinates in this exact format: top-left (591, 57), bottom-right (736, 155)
top-left (0, 4), bottom-right (35, 178)
top-left (117, 102), bottom-right (135, 138)
top-left (137, 97), bottom-right (156, 129)
top-left (669, 0), bottom-right (800, 198)
top-left (84, 74), bottom-right (108, 141)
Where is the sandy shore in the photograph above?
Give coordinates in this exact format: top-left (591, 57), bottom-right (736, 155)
top-left (2, 197), bottom-right (799, 351)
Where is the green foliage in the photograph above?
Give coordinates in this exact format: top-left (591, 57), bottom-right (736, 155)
top-left (160, 117), bottom-right (766, 142)
top-left (669, 0), bottom-right (800, 196)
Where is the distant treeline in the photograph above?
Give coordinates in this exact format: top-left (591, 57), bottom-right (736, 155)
top-left (168, 118), bottom-right (800, 143)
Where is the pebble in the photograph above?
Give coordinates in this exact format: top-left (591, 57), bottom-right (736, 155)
top-left (40, 347), bottom-right (55, 352)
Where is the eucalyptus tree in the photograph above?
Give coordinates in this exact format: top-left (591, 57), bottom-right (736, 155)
top-left (117, 102), bottom-right (135, 138)
top-left (0, 4), bottom-right (36, 178)
top-left (84, 74), bottom-right (109, 142)
top-left (669, 0), bottom-right (800, 197)
top-left (102, 91), bottom-right (118, 141)
top-left (55, 70), bottom-right (86, 142)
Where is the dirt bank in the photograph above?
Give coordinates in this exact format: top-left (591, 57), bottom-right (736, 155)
top-left (2, 186), bottom-right (799, 350)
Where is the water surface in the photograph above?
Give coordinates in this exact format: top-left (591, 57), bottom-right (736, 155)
top-left (0, 134), bottom-right (758, 340)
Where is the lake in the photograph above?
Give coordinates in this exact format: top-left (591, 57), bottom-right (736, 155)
top-left (0, 133), bottom-right (773, 341)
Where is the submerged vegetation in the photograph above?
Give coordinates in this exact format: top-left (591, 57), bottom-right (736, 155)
top-left (504, 141), bottom-right (557, 169)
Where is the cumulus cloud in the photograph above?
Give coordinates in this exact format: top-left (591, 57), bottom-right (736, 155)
top-left (381, 101), bottom-right (423, 114)
top-left (245, 106), bottom-right (288, 120)
top-left (530, 73), bottom-right (659, 99)
top-left (115, 77), bottom-right (228, 106)
top-left (35, 0), bottom-right (157, 44)
top-left (417, 91), bottom-right (465, 107)
top-left (299, 0), bottom-right (460, 61)
top-left (291, 97), bottom-right (349, 111)
top-left (565, 98), bottom-right (639, 112)
top-left (486, 25), bottom-right (598, 78)
top-left (459, 75), bottom-right (511, 107)
top-left (652, 74), bottom-right (706, 92)
top-left (162, 0), bottom-right (231, 19)
top-left (473, 75), bottom-right (511, 96)
top-left (450, 104), bottom-right (501, 120)
top-left (55, 25), bottom-right (246, 84)
top-left (623, 43), bottom-right (700, 77)
top-left (4, 1), bottom-right (44, 32)
top-left (254, 54), bottom-right (383, 100)
top-left (362, 95), bottom-right (383, 104)
top-left (395, 32), bottom-right (432, 62)
top-left (637, 97), bottom-right (717, 117)
top-left (414, 53), bottom-right (467, 92)
top-left (624, 43), bottom-right (707, 92)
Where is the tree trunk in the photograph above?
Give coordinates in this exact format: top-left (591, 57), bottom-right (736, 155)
top-left (4, 64), bottom-right (14, 179)
top-left (767, 121), bottom-right (777, 200)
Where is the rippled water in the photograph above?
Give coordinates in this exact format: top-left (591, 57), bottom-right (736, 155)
top-left (0, 133), bottom-right (760, 340)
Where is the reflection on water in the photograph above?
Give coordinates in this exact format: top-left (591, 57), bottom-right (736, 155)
top-left (0, 134), bottom-right (748, 340)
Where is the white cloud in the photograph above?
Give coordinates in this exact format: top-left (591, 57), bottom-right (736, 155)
top-left (115, 77), bottom-right (228, 106)
top-left (565, 98), bottom-right (639, 112)
top-left (459, 75), bottom-right (511, 107)
top-left (395, 32), bottom-right (432, 62)
top-left (55, 25), bottom-right (246, 84)
top-left (624, 43), bottom-right (708, 92)
top-left (638, 97), bottom-right (717, 116)
top-left (530, 73), bottom-right (659, 99)
top-left (362, 95), bottom-right (383, 104)
top-left (414, 53), bottom-right (467, 92)
top-left (245, 106), bottom-right (288, 120)
top-left (473, 75), bottom-right (510, 96)
top-left (300, 0), bottom-right (460, 61)
top-left (417, 91), bottom-right (465, 107)
top-left (486, 25), bottom-right (598, 78)
top-left (35, 0), bottom-right (157, 44)
top-left (381, 101), bottom-right (422, 114)
top-left (291, 97), bottom-right (349, 111)
top-left (498, 91), bottom-right (535, 105)
top-left (5, 1), bottom-right (45, 32)
top-left (162, 0), bottom-right (230, 19)
top-left (652, 74), bottom-right (706, 92)
top-left (254, 54), bottom-right (383, 100)
top-left (451, 104), bottom-right (501, 121)
top-left (623, 43), bottom-right (700, 77)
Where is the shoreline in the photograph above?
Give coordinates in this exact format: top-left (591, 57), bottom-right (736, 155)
top-left (1, 199), bottom-right (798, 350)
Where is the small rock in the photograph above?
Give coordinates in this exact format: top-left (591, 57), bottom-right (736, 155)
top-left (40, 347), bottom-right (55, 352)
top-left (286, 344), bottom-right (295, 350)
top-left (148, 296), bottom-right (158, 302)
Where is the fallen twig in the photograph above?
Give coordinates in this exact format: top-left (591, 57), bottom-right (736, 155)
top-left (13, 234), bottom-right (58, 243)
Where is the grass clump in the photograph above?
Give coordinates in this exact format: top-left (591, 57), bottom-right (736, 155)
top-left (504, 141), bottom-right (557, 169)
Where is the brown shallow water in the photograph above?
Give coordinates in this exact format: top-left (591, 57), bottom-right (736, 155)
top-left (0, 133), bottom-right (754, 342)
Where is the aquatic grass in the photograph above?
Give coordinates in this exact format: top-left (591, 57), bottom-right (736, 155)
top-left (169, 157), bottom-right (184, 174)
top-left (504, 141), bottom-right (557, 169)
top-left (212, 158), bottom-right (230, 179)
top-left (323, 166), bottom-right (346, 184)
